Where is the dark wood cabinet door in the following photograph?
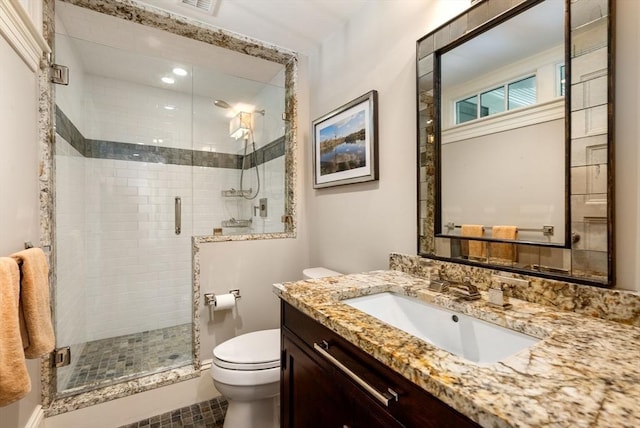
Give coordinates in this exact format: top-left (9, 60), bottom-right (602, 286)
top-left (281, 332), bottom-right (348, 428)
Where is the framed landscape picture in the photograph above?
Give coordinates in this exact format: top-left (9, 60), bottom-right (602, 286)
top-left (312, 90), bottom-right (378, 188)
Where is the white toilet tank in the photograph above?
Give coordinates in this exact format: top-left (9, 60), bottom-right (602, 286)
top-left (303, 267), bottom-right (342, 279)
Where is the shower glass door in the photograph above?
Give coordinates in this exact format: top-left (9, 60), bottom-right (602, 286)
top-left (54, 30), bottom-right (194, 395)
top-left (53, 0), bottom-right (287, 398)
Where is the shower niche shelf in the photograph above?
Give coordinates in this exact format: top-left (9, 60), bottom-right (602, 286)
top-left (222, 218), bottom-right (252, 228)
top-left (221, 189), bottom-right (252, 197)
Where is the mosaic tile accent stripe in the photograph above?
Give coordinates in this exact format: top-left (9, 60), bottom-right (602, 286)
top-left (55, 105), bottom-right (284, 169)
top-left (55, 106), bottom-right (86, 154)
top-left (119, 397), bottom-right (228, 428)
top-left (246, 136), bottom-right (286, 168)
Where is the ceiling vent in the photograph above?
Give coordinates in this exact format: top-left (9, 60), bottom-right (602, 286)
top-left (180, 0), bottom-right (216, 14)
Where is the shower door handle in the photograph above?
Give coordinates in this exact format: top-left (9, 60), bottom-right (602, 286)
top-left (175, 196), bottom-right (181, 235)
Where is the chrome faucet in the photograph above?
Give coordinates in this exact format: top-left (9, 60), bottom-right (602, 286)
top-left (450, 277), bottom-right (481, 300)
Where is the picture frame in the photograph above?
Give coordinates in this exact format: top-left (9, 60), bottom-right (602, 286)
top-left (312, 90), bottom-right (379, 188)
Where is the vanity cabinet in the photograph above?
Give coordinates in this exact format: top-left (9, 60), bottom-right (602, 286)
top-left (280, 301), bottom-right (479, 428)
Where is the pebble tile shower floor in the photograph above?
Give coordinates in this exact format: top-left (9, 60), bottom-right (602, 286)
top-left (119, 397), bottom-right (228, 428)
top-left (61, 323), bottom-right (192, 391)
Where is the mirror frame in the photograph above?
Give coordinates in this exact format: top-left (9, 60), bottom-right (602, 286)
top-left (416, 0), bottom-right (615, 287)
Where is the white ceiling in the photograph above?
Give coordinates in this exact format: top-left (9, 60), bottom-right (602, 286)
top-left (441, 0), bottom-right (564, 87)
top-left (55, 0), bottom-right (368, 106)
top-left (136, 0), bottom-right (368, 54)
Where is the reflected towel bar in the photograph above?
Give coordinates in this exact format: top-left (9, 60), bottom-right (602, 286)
top-left (445, 223), bottom-right (554, 237)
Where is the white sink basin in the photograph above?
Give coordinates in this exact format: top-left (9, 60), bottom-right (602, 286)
top-left (343, 292), bottom-right (539, 365)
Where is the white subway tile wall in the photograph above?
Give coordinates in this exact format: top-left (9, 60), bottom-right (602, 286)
top-left (54, 45), bottom-right (286, 344)
top-left (83, 75), bottom-right (193, 149)
top-left (83, 158), bottom-right (194, 339)
top-left (56, 147), bottom-right (284, 340)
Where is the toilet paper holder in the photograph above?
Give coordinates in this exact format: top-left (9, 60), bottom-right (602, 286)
top-left (204, 289), bottom-right (241, 307)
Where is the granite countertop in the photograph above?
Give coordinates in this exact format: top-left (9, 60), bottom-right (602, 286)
top-left (273, 270), bottom-right (640, 428)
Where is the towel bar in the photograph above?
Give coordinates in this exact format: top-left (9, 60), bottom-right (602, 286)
top-left (444, 223), bottom-right (554, 237)
top-left (24, 242), bottom-right (52, 251)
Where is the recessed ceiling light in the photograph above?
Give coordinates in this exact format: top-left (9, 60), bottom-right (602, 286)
top-left (161, 76), bottom-right (175, 84)
top-left (164, 105), bottom-right (176, 110)
top-left (173, 67), bottom-right (188, 76)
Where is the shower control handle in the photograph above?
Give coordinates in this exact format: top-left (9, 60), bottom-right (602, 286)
top-left (175, 196), bottom-right (181, 235)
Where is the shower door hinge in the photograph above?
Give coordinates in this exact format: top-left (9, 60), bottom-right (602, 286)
top-left (52, 346), bottom-right (71, 368)
top-left (281, 215), bottom-right (292, 224)
top-left (51, 64), bottom-right (69, 85)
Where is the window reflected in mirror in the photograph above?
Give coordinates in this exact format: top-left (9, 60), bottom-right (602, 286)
top-left (417, 0), bottom-right (614, 286)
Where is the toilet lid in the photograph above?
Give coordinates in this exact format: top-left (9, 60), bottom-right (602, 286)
top-left (213, 329), bottom-right (280, 370)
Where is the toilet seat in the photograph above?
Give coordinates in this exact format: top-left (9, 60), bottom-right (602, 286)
top-left (213, 328), bottom-right (280, 370)
top-left (211, 329), bottom-right (280, 387)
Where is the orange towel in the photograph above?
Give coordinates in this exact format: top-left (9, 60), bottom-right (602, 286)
top-left (491, 226), bottom-right (518, 262)
top-left (11, 248), bottom-right (55, 359)
top-left (461, 224), bottom-right (486, 259)
top-left (0, 257), bottom-right (31, 406)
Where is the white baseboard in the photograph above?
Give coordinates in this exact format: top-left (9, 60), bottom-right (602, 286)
top-left (26, 405), bottom-right (44, 428)
top-left (200, 358), bottom-right (213, 371)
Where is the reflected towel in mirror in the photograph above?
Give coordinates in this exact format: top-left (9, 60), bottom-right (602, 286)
top-left (461, 224), bottom-right (486, 259)
top-left (491, 226), bottom-right (518, 262)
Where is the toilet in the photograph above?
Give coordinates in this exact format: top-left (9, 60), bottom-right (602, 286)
top-left (210, 267), bottom-right (341, 428)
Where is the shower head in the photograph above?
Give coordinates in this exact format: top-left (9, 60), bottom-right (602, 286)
top-left (214, 99), bottom-right (231, 109)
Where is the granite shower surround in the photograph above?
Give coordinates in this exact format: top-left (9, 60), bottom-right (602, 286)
top-left (41, 0), bottom-right (299, 417)
top-left (58, 0), bottom-right (296, 65)
top-left (389, 253), bottom-right (640, 326)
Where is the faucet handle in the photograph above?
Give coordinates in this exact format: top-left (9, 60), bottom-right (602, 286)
top-left (487, 277), bottom-right (514, 310)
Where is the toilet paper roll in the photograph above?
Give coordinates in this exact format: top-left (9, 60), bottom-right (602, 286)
top-left (214, 293), bottom-right (236, 311)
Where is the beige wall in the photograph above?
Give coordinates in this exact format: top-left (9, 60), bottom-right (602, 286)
top-left (306, 1), bottom-right (470, 275)
top-left (197, 237), bottom-right (310, 362)
top-left (0, 34), bottom-right (43, 428)
top-left (306, 0), bottom-right (640, 292)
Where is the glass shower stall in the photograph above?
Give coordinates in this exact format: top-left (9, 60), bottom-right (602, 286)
top-left (52, 1), bottom-right (286, 396)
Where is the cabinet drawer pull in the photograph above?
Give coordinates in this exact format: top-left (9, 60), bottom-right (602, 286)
top-left (313, 342), bottom-right (398, 407)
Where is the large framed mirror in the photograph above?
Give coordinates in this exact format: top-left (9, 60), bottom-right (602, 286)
top-left (417, 0), bottom-right (614, 287)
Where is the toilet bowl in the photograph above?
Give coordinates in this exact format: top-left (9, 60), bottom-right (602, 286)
top-left (211, 328), bottom-right (280, 428)
top-left (211, 268), bottom-right (341, 427)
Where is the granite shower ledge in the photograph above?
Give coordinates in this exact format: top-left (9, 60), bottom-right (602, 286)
top-left (273, 270), bottom-right (640, 428)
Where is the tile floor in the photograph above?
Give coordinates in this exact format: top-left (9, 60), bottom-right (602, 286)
top-left (60, 323), bottom-right (192, 392)
top-left (119, 397), bottom-right (228, 428)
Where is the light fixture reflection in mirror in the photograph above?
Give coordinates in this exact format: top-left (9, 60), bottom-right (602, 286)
top-left (416, 0), bottom-right (614, 286)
